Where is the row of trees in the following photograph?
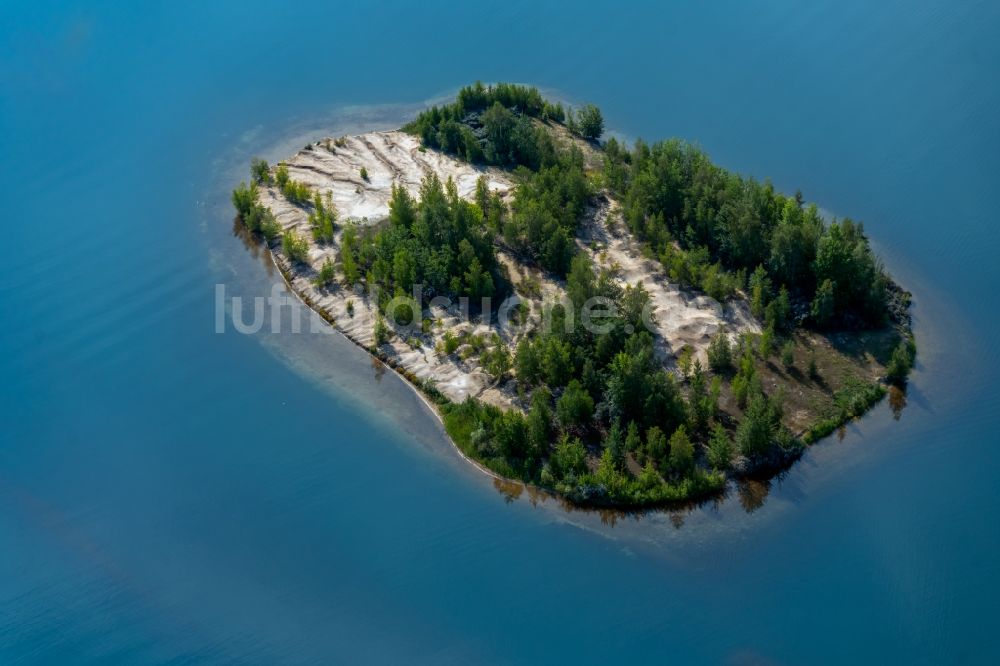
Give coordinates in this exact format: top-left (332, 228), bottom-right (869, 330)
top-left (603, 137), bottom-right (890, 329)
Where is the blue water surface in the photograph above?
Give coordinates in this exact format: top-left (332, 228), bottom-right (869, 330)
top-left (1, 1), bottom-right (999, 663)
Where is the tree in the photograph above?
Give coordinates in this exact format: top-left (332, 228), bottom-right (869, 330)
top-left (314, 257), bottom-right (335, 287)
top-left (556, 379), bottom-right (594, 429)
top-left (392, 247), bottom-right (416, 293)
top-left (566, 253), bottom-right (597, 308)
top-left (668, 425), bottom-right (694, 473)
top-left (515, 337), bottom-right (542, 385)
top-left (373, 314), bottom-right (390, 346)
top-left (811, 278), bottom-right (836, 328)
top-left (340, 224), bottom-right (360, 285)
top-left (605, 420), bottom-right (626, 471)
top-left (625, 421), bottom-right (641, 453)
top-left (527, 388), bottom-right (552, 458)
top-left (758, 326), bottom-right (774, 360)
top-left (388, 184), bottom-right (416, 229)
top-left (735, 393), bottom-right (776, 456)
top-left (281, 231), bottom-right (309, 263)
top-left (231, 181), bottom-right (258, 219)
top-left (781, 340), bottom-right (795, 369)
top-left (550, 435), bottom-right (587, 481)
top-left (749, 265), bottom-right (771, 318)
top-left (646, 426), bottom-right (667, 468)
top-left (707, 329), bottom-right (733, 373)
top-left (576, 104), bottom-right (604, 141)
top-left (885, 336), bottom-right (917, 385)
top-left (540, 337), bottom-right (572, 387)
top-left (483, 342), bottom-right (512, 380)
top-left (707, 424), bottom-right (733, 470)
top-left (250, 158), bottom-right (272, 185)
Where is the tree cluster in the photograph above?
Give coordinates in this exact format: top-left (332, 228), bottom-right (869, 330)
top-left (603, 137), bottom-right (890, 328)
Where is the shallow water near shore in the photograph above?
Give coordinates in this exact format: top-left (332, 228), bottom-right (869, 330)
top-left (2, 1), bottom-right (999, 663)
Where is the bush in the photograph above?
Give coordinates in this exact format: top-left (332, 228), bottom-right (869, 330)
top-left (373, 314), bottom-right (390, 346)
top-left (885, 336), bottom-right (917, 385)
top-left (359, 166), bottom-right (369, 182)
top-left (314, 257), bottom-right (335, 287)
top-left (281, 231), bottom-right (309, 263)
top-left (309, 192), bottom-right (337, 243)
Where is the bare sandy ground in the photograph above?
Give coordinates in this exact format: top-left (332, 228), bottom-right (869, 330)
top-left (255, 131), bottom-right (758, 410)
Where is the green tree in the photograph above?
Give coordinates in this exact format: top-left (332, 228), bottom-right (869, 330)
top-left (392, 247), bottom-right (416, 293)
top-left (527, 387), bottom-right (552, 458)
top-left (625, 421), bottom-right (642, 453)
top-left (388, 184), bottom-right (416, 229)
top-left (281, 231), bottom-right (309, 263)
top-left (566, 253), bottom-right (597, 307)
top-left (781, 340), bottom-right (795, 369)
top-left (707, 329), bottom-right (733, 373)
top-left (811, 278), bottom-right (836, 327)
top-left (556, 379), bottom-right (595, 429)
top-left (707, 424), bottom-right (733, 470)
top-left (668, 425), bottom-right (694, 473)
top-left (605, 420), bottom-right (626, 471)
top-left (314, 257), bottom-right (335, 287)
top-left (576, 104), bottom-right (604, 140)
top-left (250, 158), bottom-right (272, 185)
top-left (550, 435), bottom-right (587, 481)
top-left (735, 393), bottom-right (776, 456)
top-left (646, 426), bottom-right (667, 468)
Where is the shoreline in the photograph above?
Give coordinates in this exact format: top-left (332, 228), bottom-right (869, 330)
top-left (237, 118), bottom-right (913, 512)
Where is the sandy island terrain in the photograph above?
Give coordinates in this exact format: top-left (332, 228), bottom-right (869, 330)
top-left (257, 130), bottom-right (759, 411)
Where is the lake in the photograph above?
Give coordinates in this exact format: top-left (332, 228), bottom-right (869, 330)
top-left (1, 0), bottom-right (998, 663)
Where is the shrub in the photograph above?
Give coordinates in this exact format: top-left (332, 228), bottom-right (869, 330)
top-left (260, 215), bottom-right (281, 241)
top-left (885, 336), bottom-right (917, 385)
top-left (482, 343), bottom-right (512, 380)
top-left (275, 163), bottom-right (290, 188)
top-left (346, 299), bottom-right (355, 317)
top-left (250, 158), bottom-right (272, 185)
top-left (314, 257), bottom-right (335, 287)
top-left (231, 181), bottom-right (258, 219)
top-left (373, 314), bottom-right (390, 345)
top-left (309, 192), bottom-right (337, 243)
top-left (442, 330), bottom-right (460, 355)
top-left (359, 166), bottom-right (369, 182)
top-left (808, 353), bottom-right (819, 380)
top-left (281, 231), bottom-right (309, 263)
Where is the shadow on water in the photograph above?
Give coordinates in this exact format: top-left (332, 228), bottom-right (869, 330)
top-left (231, 215), bottom-right (275, 277)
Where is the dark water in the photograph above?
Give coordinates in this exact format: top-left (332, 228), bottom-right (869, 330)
top-left (2, 1), bottom-right (999, 663)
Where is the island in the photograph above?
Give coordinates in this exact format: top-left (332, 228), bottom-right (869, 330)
top-left (231, 82), bottom-right (916, 508)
